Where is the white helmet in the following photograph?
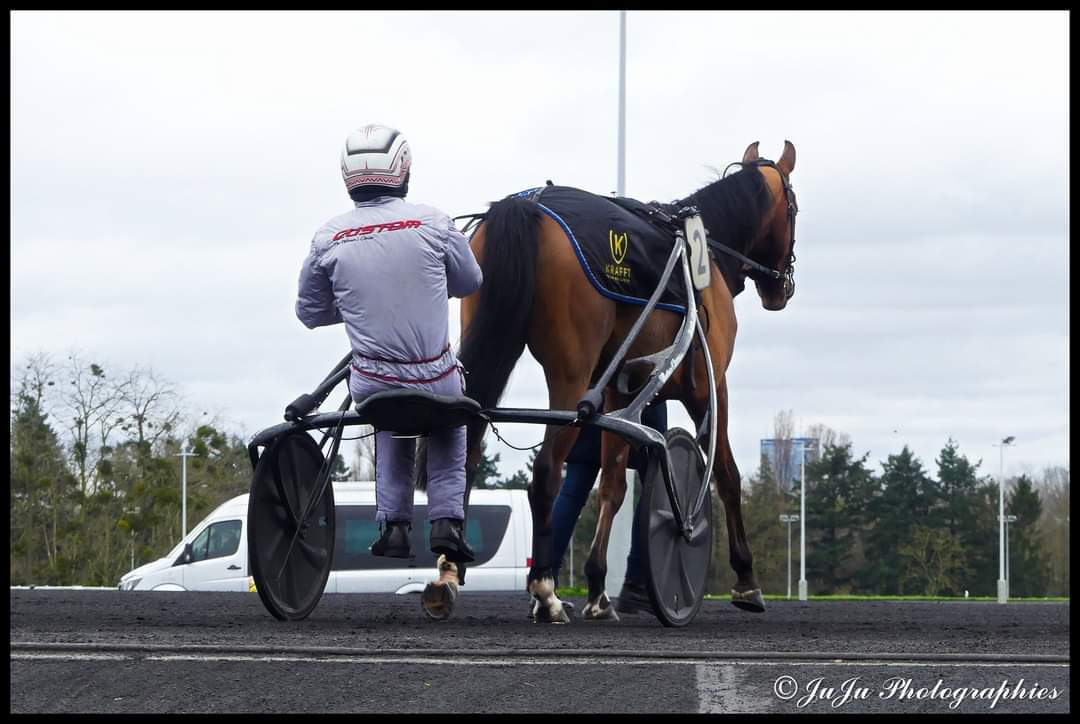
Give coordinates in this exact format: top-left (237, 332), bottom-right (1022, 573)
top-left (340, 124), bottom-right (411, 192)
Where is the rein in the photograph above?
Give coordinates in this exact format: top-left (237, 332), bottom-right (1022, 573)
top-left (635, 202), bottom-right (785, 282)
top-left (452, 213), bottom-right (487, 236)
top-left (721, 158), bottom-right (798, 297)
top-left (453, 156), bottom-right (798, 291)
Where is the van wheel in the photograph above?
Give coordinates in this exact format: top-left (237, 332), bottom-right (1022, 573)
top-left (248, 431), bottom-right (336, 621)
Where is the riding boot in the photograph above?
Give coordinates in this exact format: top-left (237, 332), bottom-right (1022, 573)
top-left (614, 578), bottom-right (655, 615)
top-left (370, 521), bottom-right (413, 559)
top-left (429, 517), bottom-right (476, 563)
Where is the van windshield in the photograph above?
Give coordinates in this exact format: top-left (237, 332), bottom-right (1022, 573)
top-left (334, 505), bottom-right (512, 570)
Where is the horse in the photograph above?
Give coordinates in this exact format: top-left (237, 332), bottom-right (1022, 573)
top-left (431, 141), bottom-right (798, 622)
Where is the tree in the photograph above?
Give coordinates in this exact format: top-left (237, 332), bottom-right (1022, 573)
top-left (10, 354), bottom-right (78, 584)
top-left (469, 438), bottom-right (502, 490)
top-left (768, 409), bottom-right (797, 492)
top-left (497, 470), bottom-right (531, 490)
top-left (118, 366), bottom-right (182, 453)
top-left (1035, 466), bottom-right (1070, 596)
top-left (729, 455), bottom-right (789, 597)
top-left (898, 525), bottom-right (964, 596)
top-left (1006, 475), bottom-right (1051, 597)
top-left (934, 438), bottom-right (988, 594)
top-left (59, 353), bottom-right (127, 497)
top-left (495, 448), bottom-right (535, 489)
top-left (862, 446), bottom-right (939, 594)
top-left (805, 442), bottom-right (875, 594)
top-left (351, 426), bottom-right (376, 481)
top-left (961, 477), bottom-right (1001, 597)
top-left (804, 422), bottom-right (851, 452)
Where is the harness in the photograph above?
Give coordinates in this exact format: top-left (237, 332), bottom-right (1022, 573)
top-left (720, 158), bottom-right (799, 299)
top-left (454, 161), bottom-right (798, 299)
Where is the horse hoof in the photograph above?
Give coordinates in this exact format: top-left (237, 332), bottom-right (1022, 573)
top-left (583, 597), bottom-right (620, 622)
top-left (730, 588), bottom-right (766, 613)
top-left (532, 602), bottom-right (570, 624)
top-left (422, 580), bottom-right (458, 621)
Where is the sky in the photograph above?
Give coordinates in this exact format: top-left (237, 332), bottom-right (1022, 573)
top-left (11, 10), bottom-right (1070, 488)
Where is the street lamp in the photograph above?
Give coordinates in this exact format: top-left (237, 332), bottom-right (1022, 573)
top-left (176, 442), bottom-right (197, 538)
top-left (993, 436), bottom-right (1015, 603)
top-left (617, 10), bottom-right (626, 197)
top-left (1003, 514), bottom-right (1018, 584)
top-left (779, 514), bottom-right (800, 599)
top-left (796, 439), bottom-right (818, 601)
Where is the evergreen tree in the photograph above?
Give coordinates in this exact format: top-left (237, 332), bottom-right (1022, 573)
top-left (10, 372), bottom-right (78, 584)
top-left (495, 448), bottom-right (536, 489)
top-left (734, 456), bottom-right (789, 597)
top-left (1006, 475), bottom-right (1051, 596)
top-left (330, 453), bottom-right (351, 482)
top-left (936, 438), bottom-right (981, 537)
top-left (497, 470), bottom-right (531, 490)
top-left (862, 446), bottom-right (938, 594)
top-left (805, 443), bottom-right (875, 594)
top-left (469, 439), bottom-right (502, 490)
top-left (934, 438), bottom-right (986, 594)
top-left (961, 477), bottom-right (1000, 597)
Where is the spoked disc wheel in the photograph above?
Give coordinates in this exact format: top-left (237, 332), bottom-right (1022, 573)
top-left (248, 431), bottom-right (336, 621)
top-left (639, 427), bottom-right (713, 628)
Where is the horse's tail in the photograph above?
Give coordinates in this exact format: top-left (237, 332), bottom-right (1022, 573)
top-left (413, 197), bottom-right (542, 494)
top-left (458, 196), bottom-right (543, 409)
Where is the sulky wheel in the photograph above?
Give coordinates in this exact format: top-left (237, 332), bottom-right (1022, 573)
top-left (248, 431), bottom-right (336, 621)
top-left (639, 427), bottom-right (713, 628)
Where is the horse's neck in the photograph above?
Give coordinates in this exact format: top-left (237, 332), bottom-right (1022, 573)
top-left (684, 180), bottom-right (759, 257)
top-left (679, 178), bottom-right (763, 298)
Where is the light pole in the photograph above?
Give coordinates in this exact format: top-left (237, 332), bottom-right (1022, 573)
top-left (797, 439), bottom-right (818, 601)
top-left (993, 436), bottom-right (1015, 603)
top-left (779, 514), bottom-right (800, 599)
top-left (1004, 514), bottom-right (1018, 585)
top-left (569, 534), bottom-right (574, 588)
top-left (617, 10), bottom-right (626, 197)
top-left (176, 442), bottom-right (197, 538)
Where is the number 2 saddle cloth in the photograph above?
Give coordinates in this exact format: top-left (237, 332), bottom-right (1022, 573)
top-left (513, 184), bottom-right (693, 314)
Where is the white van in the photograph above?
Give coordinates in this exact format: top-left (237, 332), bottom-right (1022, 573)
top-left (117, 482), bottom-right (532, 594)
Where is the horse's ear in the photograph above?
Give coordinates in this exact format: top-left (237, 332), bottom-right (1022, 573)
top-left (742, 142), bottom-right (760, 162)
top-left (778, 140), bottom-right (796, 175)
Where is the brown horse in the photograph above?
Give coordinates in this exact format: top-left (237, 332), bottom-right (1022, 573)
top-left (457, 141), bottom-right (799, 622)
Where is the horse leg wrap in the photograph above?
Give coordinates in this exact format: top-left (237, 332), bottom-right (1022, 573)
top-left (527, 576), bottom-right (569, 624)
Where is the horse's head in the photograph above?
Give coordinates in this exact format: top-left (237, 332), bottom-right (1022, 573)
top-left (742, 140), bottom-right (798, 311)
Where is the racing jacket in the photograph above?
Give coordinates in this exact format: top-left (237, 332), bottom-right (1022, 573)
top-left (295, 196), bottom-right (482, 389)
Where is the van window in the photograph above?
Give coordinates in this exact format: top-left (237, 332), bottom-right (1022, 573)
top-left (333, 505), bottom-right (511, 571)
top-left (190, 520), bottom-right (243, 562)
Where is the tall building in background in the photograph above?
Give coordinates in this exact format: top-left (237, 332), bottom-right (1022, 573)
top-left (760, 437), bottom-right (820, 491)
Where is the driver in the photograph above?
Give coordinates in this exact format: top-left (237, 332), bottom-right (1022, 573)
top-left (295, 124), bottom-right (482, 564)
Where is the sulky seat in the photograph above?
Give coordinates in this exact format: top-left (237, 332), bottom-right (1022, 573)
top-left (353, 389), bottom-right (482, 436)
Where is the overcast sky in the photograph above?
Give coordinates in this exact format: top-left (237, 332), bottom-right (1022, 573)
top-left (12, 10), bottom-right (1069, 486)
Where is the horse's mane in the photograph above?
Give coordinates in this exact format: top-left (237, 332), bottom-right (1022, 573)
top-left (676, 163), bottom-right (773, 296)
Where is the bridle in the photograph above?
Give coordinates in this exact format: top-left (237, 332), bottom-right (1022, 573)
top-left (722, 158), bottom-right (798, 299)
top-left (455, 158), bottom-right (799, 298)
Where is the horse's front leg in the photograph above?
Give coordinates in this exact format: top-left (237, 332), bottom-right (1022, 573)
top-left (527, 422), bottom-right (580, 624)
top-left (581, 429), bottom-right (630, 621)
top-left (688, 376), bottom-right (765, 612)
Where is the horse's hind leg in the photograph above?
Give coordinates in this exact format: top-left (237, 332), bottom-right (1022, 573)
top-left (526, 376), bottom-right (586, 624)
top-left (581, 424), bottom-right (631, 621)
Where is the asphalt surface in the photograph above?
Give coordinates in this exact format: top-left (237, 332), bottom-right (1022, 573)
top-left (10, 590), bottom-right (1071, 713)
